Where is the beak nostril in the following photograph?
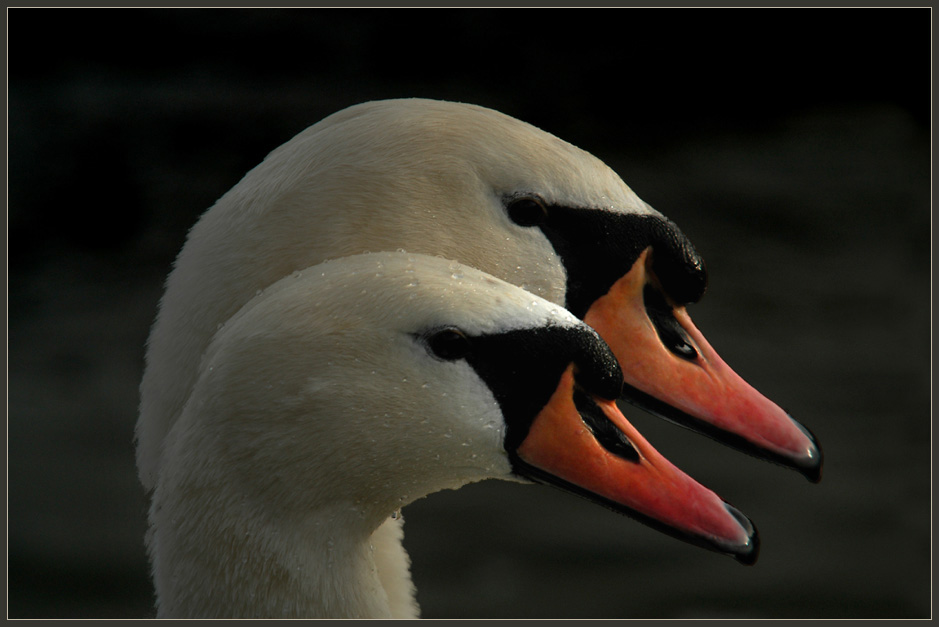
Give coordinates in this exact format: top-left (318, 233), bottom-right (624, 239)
top-left (573, 390), bottom-right (640, 463)
top-left (642, 284), bottom-right (699, 361)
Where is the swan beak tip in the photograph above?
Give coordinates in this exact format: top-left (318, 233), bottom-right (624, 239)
top-left (797, 447), bottom-right (823, 484)
top-left (724, 503), bottom-right (760, 565)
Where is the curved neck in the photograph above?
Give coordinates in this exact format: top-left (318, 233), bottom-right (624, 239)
top-left (149, 438), bottom-right (419, 618)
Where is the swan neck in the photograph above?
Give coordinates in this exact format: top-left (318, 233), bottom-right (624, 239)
top-left (152, 491), bottom-right (406, 618)
top-left (149, 422), bottom-right (416, 619)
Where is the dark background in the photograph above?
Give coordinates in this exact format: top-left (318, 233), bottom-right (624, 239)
top-left (7, 8), bottom-right (931, 619)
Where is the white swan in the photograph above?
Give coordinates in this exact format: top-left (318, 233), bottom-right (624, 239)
top-left (148, 252), bottom-right (757, 618)
top-left (137, 98), bottom-right (820, 496)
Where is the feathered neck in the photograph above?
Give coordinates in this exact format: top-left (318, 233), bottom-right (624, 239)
top-left (150, 474), bottom-right (419, 618)
top-left (148, 410), bottom-right (420, 618)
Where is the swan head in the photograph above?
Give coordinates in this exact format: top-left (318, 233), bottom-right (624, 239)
top-left (150, 252), bottom-right (756, 617)
top-left (139, 98), bottom-right (820, 499)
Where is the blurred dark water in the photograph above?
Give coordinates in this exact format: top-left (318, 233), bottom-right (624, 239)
top-left (7, 9), bottom-right (930, 619)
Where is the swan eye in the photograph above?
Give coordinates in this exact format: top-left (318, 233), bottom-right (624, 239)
top-left (507, 196), bottom-right (548, 227)
top-left (426, 328), bottom-right (471, 361)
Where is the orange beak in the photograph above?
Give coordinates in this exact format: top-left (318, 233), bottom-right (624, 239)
top-left (583, 248), bottom-right (822, 482)
top-left (513, 364), bottom-right (758, 563)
